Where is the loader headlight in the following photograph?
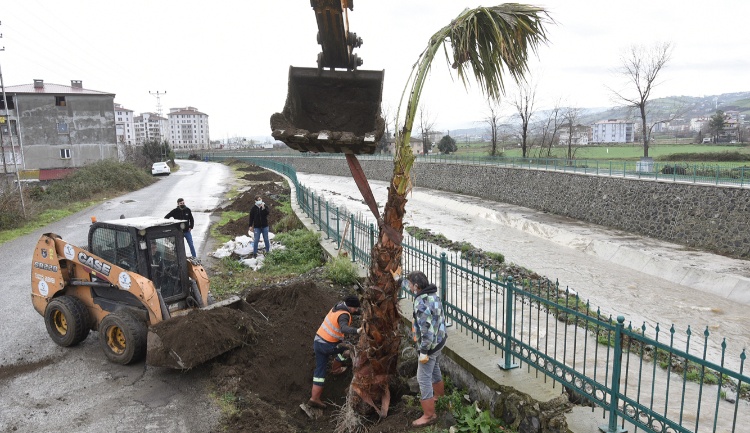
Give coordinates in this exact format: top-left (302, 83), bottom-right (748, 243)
top-left (180, 223), bottom-right (186, 230)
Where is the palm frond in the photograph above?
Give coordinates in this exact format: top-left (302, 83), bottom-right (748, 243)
top-left (394, 4), bottom-right (551, 194)
top-left (446, 4), bottom-right (551, 100)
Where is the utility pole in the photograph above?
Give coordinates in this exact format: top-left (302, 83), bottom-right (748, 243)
top-left (149, 90), bottom-right (166, 117)
top-left (0, 22), bottom-right (26, 216)
top-left (149, 91), bottom-right (167, 159)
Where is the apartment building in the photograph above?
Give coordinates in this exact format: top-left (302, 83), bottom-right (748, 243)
top-left (114, 103), bottom-right (136, 145)
top-left (591, 119), bottom-right (634, 143)
top-left (134, 112), bottom-right (169, 144)
top-left (0, 79), bottom-right (116, 172)
top-left (168, 107), bottom-right (210, 149)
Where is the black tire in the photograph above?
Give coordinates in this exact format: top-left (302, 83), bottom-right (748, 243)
top-left (44, 296), bottom-right (92, 347)
top-left (98, 310), bottom-right (147, 365)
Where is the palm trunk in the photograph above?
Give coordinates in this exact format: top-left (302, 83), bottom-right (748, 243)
top-left (345, 3), bottom-right (548, 421)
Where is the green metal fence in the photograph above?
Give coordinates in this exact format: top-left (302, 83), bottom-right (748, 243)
top-left (212, 155), bottom-right (749, 433)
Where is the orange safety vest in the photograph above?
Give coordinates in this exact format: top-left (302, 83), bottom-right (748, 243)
top-left (316, 308), bottom-right (352, 343)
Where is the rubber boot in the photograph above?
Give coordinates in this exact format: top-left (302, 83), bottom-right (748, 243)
top-left (412, 398), bottom-right (437, 427)
top-left (308, 384), bottom-right (327, 409)
top-left (432, 381), bottom-right (445, 401)
top-left (331, 359), bottom-right (347, 375)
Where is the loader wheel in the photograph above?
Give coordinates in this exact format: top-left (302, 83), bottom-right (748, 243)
top-left (99, 311), bottom-right (147, 365)
top-left (44, 296), bottom-right (92, 347)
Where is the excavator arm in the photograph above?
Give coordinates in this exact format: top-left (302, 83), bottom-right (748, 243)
top-left (312, 0), bottom-right (363, 70)
top-left (271, 0), bottom-right (384, 155)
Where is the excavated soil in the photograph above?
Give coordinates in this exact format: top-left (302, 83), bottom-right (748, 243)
top-left (218, 182), bottom-right (288, 237)
top-left (148, 307), bottom-right (256, 369)
top-left (207, 273), bottom-right (422, 433)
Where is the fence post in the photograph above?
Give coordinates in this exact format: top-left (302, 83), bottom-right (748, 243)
top-left (310, 191), bottom-right (315, 221)
top-left (742, 167), bottom-right (746, 188)
top-left (317, 195), bottom-right (322, 229)
top-left (599, 316), bottom-right (627, 433)
top-left (498, 276), bottom-right (519, 370)
top-left (440, 252), bottom-right (452, 327)
top-left (369, 223), bottom-right (375, 251)
top-left (325, 202), bottom-right (330, 239)
top-left (350, 213), bottom-right (356, 262)
top-left (335, 207), bottom-right (340, 249)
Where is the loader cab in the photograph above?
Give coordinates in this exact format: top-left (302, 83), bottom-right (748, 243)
top-left (89, 217), bottom-right (190, 304)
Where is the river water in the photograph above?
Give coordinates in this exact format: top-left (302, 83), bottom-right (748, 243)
top-left (296, 172), bottom-right (750, 372)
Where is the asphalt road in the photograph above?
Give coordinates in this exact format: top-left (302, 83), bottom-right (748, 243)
top-left (0, 160), bottom-right (232, 433)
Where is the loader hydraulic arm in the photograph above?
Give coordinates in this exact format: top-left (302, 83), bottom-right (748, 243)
top-left (311, 0), bottom-right (363, 70)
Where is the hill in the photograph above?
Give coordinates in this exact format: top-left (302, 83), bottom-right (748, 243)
top-left (448, 91), bottom-right (750, 138)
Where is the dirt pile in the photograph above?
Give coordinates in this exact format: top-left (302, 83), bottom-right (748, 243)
top-left (208, 271), bottom-right (420, 432)
top-left (218, 182), bottom-right (288, 237)
top-left (147, 306), bottom-right (256, 369)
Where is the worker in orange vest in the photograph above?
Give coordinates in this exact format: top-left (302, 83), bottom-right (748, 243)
top-left (308, 295), bottom-right (362, 409)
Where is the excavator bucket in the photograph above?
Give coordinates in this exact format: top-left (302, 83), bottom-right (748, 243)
top-left (271, 66), bottom-right (385, 154)
top-left (146, 296), bottom-right (253, 369)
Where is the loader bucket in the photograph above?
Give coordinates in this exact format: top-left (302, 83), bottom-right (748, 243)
top-left (271, 66), bottom-right (385, 155)
top-left (146, 296), bottom-right (253, 369)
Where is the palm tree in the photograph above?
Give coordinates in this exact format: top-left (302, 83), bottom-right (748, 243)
top-left (348, 3), bottom-right (550, 420)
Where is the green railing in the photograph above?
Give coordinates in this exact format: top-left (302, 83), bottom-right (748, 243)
top-left (210, 155), bottom-right (749, 433)
top-left (184, 150), bottom-right (750, 188)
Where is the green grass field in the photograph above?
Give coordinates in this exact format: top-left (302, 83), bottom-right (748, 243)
top-left (452, 142), bottom-right (750, 161)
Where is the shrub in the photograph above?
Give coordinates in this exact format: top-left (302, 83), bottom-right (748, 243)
top-left (262, 229), bottom-right (324, 275)
top-left (324, 256), bottom-right (360, 285)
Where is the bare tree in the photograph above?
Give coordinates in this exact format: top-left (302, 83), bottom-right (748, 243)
top-left (562, 106), bottom-right (580, 161)
top-left (610, 42), bottom-right (673, 158)
top-left (417, 107), bottom-right (436, 155)
top-left (509, 81), bottom-right (537, 158)
top-left (484, 100), bottom-right (503, 156)
top-left (377, 104), bottom-right (395, 154)
top-left (532, 102), bottom-right (563, 158)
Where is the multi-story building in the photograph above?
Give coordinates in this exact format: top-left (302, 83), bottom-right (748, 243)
top-left (591, 119), bottom-right (634, 143)
top-left (114, 103), bottom-right (136, 145)
top-left (134, 112), bottom-right (169, 144)
top-left (168, 107), bottom-right (210, 149)
top-left (1, 79), bottom-right (116, 173)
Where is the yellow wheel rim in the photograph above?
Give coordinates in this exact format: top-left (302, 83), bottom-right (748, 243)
top-left (105, 326), bottom-right (127, 354)
top-left (52, 310), bottom-right (68, 336)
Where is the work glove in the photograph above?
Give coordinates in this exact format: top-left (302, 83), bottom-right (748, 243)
top-left (248, 227), bottom-right (253, 236)
top-left (357, 327), bottom-right (364, 335)
top-left (418, 353), bottom-right (429, 364)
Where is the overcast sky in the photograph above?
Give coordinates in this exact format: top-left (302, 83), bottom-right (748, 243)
top-left (3, 0), bottom-right (749, 140)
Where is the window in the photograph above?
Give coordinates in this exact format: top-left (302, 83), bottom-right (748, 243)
top-left (55, 96), bottom-right (66, 107)
top-left (60, 149), bottom-right (71, 159)
top-left (0, 96), bottom-right (15, 110)
top-left (1, 120), bottom-right (18, 136)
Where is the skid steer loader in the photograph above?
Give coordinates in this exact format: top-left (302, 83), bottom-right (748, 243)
top-left (31, 216), bottom-right (244, 368)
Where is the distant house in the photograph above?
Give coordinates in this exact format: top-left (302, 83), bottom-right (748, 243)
top-left (385, 136), bottom-right (424, 155)
top-left (1, 79), bottom-right (117, 173)
top-left (591, 119), bottom-right (634, 143)
top-left (558, 124), bottom-right (591, 146)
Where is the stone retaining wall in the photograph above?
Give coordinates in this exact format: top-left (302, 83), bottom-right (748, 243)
top-left (263, 156), bottom-right (750, 259)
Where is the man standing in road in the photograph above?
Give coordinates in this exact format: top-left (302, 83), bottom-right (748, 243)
top-left (165, 198), bottom-right (197, 258)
